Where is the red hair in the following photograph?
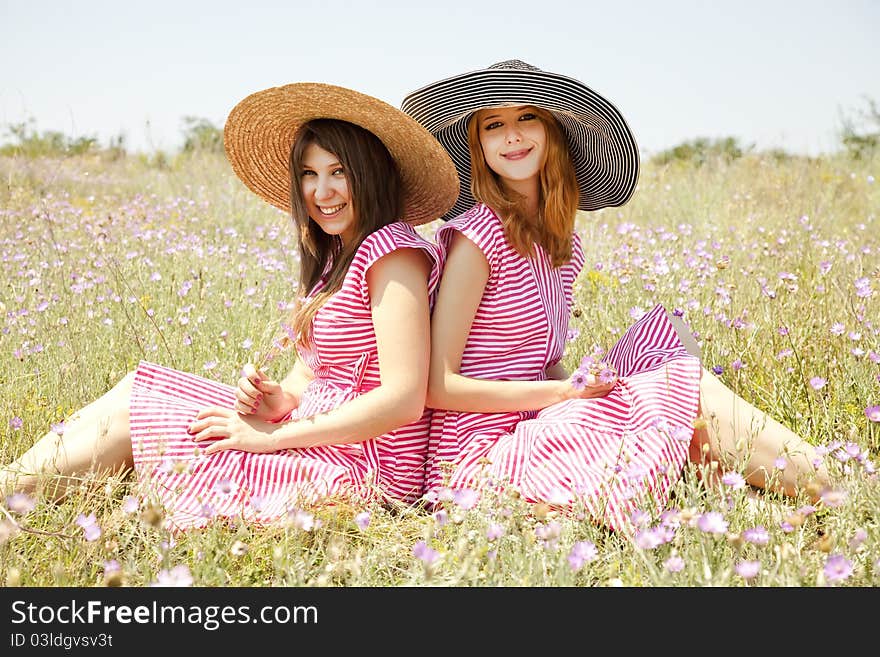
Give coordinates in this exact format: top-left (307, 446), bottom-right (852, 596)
top-left (467, 106), bottom-right (578, 266)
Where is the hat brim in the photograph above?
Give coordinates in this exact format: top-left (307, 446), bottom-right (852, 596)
top-left (401, 66), bottom-right (640, 221)
top-left (224, 83), bottom-right (459, 226)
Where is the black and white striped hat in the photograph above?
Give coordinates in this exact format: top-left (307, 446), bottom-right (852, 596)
top-left (401, 59), bottom-right (640, 221)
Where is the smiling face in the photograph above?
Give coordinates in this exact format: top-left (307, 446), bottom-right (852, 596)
top-left (299, 142), bottom-right (357, 245)
top-left (475, 105), bottom-right (547, 197)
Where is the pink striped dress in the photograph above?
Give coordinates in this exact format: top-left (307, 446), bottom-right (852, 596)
top-left (129, 222), bottom-right (439, 532)
top-left (427, 204), bottom-right (702, 532)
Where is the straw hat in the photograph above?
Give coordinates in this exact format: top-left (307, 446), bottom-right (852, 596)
top-left (400, 59), bottom-right (640, 221)
top-left (224, 83), bottom-right (459, 225)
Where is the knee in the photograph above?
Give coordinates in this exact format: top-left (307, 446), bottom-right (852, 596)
top-left (699, 368), bottom-right (727, 397)
top-left (109, 371), bottom-right (137, 400)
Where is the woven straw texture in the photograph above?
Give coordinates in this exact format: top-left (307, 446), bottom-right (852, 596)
top-left (225, 83), bottom-right (459, 225)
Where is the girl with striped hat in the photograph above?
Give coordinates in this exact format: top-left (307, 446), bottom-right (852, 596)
top-left (402, 60), bottom-right (830, 531)
top-left (1, 83), bottom-right (459, 531)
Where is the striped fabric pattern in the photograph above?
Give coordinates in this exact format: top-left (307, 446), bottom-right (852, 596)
top-left (129, 222), bottom-right (439, 531)
top-left (427, 206), bottom-right (701, 532)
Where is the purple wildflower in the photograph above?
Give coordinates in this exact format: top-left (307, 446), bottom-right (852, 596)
top-left (569, 370), bottom-right (589, 390)
top-left (696, 512), bottom-right (728, 535)
top-left (849, 528), bottom-right (867, 550)
top-left (0, 518), bottom-right (19, 543)
top-left (742, 526), bottom-right (770, 545)
top-left (670, 425), bottom-right (692, 443)
top-left (820, 488), bottom-right (847, 508)
top-left (579, 355), bottom-right (596, 369)
top-left (412, 540), bottom-right (439, 564)
top-left (634, 528), bottom-right (664, 550)
top-left (5, 492), bottom-right (35, 515)
top-left (287, 509), bottom-right (315, 531)
top-left (721, 472), bottom-right (746, 490)
top-left (823, 554), bottom-right (853, 583)
top-left (75, 513), bottom-right (102, 542)
top-left (854, 277), bottom-right (872, 298)
top-left (212, 477), bottom-right (237, 496)
top-left (630, 509), bottom-right (651, 528)
top-left (735, 560), bottom-right (761, 580)
top-left (103, 559), bottom-right (122, 574)
top-left (436, 487), bottom-right (454, 503)
top-left (453, 488), bottom-right (479, 510)
top-left (567, 541), bottom-right (598, 571)
top-left (664, 555), bottom-right (685, 573)
top-left (121, 496), bottom-right (140, 514)
top-left (535, 521), bottom-right (562, 547)
top-left (832, 442), bottom-right (860, 463)
top-left (249, 494), bottom-right (265, 512)
top-left (598, 367), bottom-right (617, 384)
top-left (152, 564), bottom-right (194, 587)
top-left (486, 523), bottom-right (505, 541)
top-left (354, 511), bottom-right (371, 531)
top-left (659, 509), bottom-right (682, 529)
top-left (629, 306), bottom-right (645, 320)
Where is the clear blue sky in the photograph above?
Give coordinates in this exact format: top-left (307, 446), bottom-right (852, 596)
top-left (2, 0), bottom-right (878, 156)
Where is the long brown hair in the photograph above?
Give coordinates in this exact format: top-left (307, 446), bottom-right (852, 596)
top-left (288, 119), bottom-right (404, 347)
top-left (467, 106), bottom-right (578, 267)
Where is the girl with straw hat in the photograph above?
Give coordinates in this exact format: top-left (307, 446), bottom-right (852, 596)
top-left (1, 83), bottom-right (459, 531)
top-left (401, 60), bottom-right (830, 531)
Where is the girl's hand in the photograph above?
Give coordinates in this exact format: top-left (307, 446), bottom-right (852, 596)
top-left (563, 368), bottom-right (618, 400)
top-left (235, 363), bottom-right (288, 422)
top-left (188, 407), bottom-right (281, 455)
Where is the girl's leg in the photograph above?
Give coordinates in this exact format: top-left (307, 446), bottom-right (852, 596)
top-left (689, 367), bottom-right (830, 499)
top-left (1, 372), bottom-right (136, 499)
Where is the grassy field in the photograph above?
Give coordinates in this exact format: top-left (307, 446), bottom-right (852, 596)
top-left (0, 149), bottom-right (877, 587)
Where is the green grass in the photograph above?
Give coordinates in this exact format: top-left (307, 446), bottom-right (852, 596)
top-left (1, 150), bottom-right (878, 587)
